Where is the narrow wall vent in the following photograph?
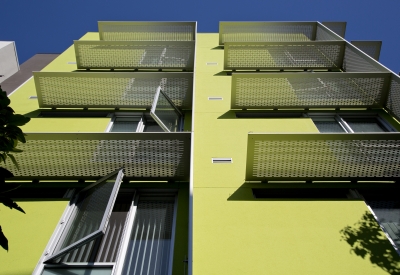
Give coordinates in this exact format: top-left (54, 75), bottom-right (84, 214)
top-left (212, 158), bottom-right (232, 164)
top-left (67, 61), bottom-right (77, 64)
top-left (29, 96), bottom-right (38, 99)
top-left (206, 62), bottom-right (218, 66)
top-left (208, 97), bottom-right (223, 101)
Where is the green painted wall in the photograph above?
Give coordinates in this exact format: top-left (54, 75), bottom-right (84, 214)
top-left (0, 200), bottom-right (68, 275)
top-left (192, 33), bottom-right (400, 274)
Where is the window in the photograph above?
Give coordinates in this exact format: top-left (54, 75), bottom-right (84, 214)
top-left (309, 113), bottom-right (396, 133)
top-left (107, 87), bottom-right (183, 133)
top-left (35, 170), bottom-right (178, 275)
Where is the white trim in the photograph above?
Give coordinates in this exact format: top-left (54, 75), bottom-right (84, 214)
top-left (168, 194), bottom-right (179, 275)
top-left (7, 76), bottom-right (32, 97)
top-left (113, 190), bottom-right (137, 275)
top-left (188, 21), bottom-right (197, 275)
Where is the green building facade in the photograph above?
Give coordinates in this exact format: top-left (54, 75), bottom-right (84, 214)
top-left (2, 21), bottom-right (400, 275)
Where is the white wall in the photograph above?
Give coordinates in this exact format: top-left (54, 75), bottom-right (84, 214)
top-left (0, 41), bottom-right (19, 84)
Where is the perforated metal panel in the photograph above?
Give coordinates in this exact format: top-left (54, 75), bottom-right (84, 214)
top-left (34, 72), bottom-right (193, 109)
top-left (246, 133), bottom-right (400, 181)
top-left (74, 41), bottom-right (195, 70)
top-left (320, 22), bottom-right (347, 38)
top-left (342, 43), bottom-right (389, 72)
top-left (224, 41), bottom-right (345, 70)
top-left (219, 22), bottom-right (316, 45)
top-left (3, 133), bottom-right (191, 181)
top-left (231, 72), bottom-right (391, 109)
top-left (98, 22), bottom-right (196, 41)
top-left (386, 74), bottom-right (400, 121)
top-left (351, 41), bottom-right (382, 61)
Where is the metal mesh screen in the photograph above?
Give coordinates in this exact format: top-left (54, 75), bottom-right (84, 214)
top-left (386, 74), bottom-right (400, 121)
top-left (231, 73), bottom-right (390, 109)
top-left (3, 133), bottom-right (191, 180)
top-left (351, 41), bottom-right (382, 61)
top-left (219, 22), bottom-right (316, 44)
top-left (98, 22), bottom-right (196, 41)
top-left (246, 133), bottom-right (400, 181)
top-left (34, 72), bottom-right (193, 109)
top-left (75, 41), bottom-right (195, 70)
top-left (224, 42), bottom-right (344, 70)
top-left (320, 22), bottom-right (346, 39)
top-left (342, 44), bottom-right (389, 72)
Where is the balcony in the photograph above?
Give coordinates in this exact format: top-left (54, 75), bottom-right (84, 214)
top-left (220, 22), bottom-right (389, 72)
top-left (231, 72), bottom-right (392, 109)
top-left (4, 132), bottom-right (191, 181)
top-left (246, 133), bottom-right (400, 182)
top-left (98, 21), bottom-right (196, 41)
top-left (74, 40), bottom-right (195, 70)
top-left (231, 72), bottom-right (400, 121)
top-left (34, 71), bottom-right (193, 109)
top-left (219, 22), bottom-right (344, 44)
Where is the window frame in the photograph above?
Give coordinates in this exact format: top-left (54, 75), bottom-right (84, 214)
top-left (34, 187), bottom-right (178, 275)
top-left (308, 112), bottom-right (397, 133)
top-left (43, 169), bottom-right (124, 263)
top-left (150, 87), bottom-right (183, 132)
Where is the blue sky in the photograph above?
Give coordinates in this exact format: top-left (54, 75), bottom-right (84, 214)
top-left (2, 0), bottom-right (400, 73)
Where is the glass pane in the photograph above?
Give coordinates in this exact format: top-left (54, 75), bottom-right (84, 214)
top-left (111, 117), bottom-right (140, 132)
top-left (121, 196), bottom-right (175, 275)
top-left (345, 119), bottom-right (387, 132)
top-left (42, 267), bottom-right (112, 275)
top-left (313, 121), bottom-right (345, 133)
top-left (367, 201), bottom-right (400, 247)
top-left (49, 170), bottom-right (123, 262)
top-left (151, 89), bottom-right (180, 132)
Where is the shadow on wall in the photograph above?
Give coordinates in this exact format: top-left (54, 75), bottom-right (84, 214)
top-left (340, 211), bottom-right (400, 275)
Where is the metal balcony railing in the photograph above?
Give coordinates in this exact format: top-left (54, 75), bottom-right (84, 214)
top-left (246, 133), bottom-right (400, 181)
top-left (98, 21), bottom-right (196, 41)
top-left (34, 72), bottom-right (193, 109)
top-left (219, 22), bottom-right (344, 45)
top-left (74, 41), bottom-right (195, 70)
top-left (231, 72), bottom-right (391, 109)
top-left (350, 41), bottom-right (382, 61)
top-left (224, 41), bottom-right (345, 70)
top-left (4, 133), bottom-right (191, 181)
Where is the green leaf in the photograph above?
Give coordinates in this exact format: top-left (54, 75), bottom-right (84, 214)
top-left (0, 226), bottom-right (8, 251)
top-left (7, 114), bottom-right (30, 126)
top-left (0, 167), bottom-right (13, 179)
top-left (10, 147), bottom-right (23, 153)
top-left (0, 196), bottom-right (25, 213)
top-left (0, 184), bottom-right (20, 194)
top-left (7, 154), bottom-right (19, 170)
top-left (0, 153), bottom-right (7, 164)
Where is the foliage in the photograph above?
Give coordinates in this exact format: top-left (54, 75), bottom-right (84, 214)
top-left (0, 85), bottom-right (30, 251)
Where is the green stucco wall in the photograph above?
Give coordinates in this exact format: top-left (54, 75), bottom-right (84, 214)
top-left (0, 200), bottom-right (68, 275)
top-left (9, 32), bottom-right (111, 133)
top-left (192, 33), bottom-right (400, 274)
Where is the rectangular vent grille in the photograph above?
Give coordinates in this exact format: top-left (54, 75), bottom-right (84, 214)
top-left (206, 62), bottom-right (218, 66)
top-left (29, 96), bottom-right (38, 99)
top-left (212, 158), bottom-right (232, 164)
top-left (208, 97), bottom-right (223, 101)
top-left (67, 61), bottom-right (77, 64)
